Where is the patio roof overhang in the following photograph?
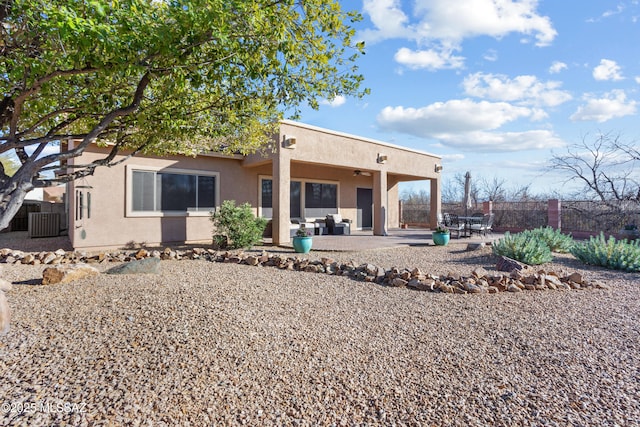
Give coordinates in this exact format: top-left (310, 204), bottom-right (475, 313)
top-left (243, 121), bottom-right (443, 245)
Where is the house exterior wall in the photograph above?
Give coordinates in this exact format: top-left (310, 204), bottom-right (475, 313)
top-left (66, 121), bottom-right (442, 250)
top-left (68, 145), bottom-right (255, 250)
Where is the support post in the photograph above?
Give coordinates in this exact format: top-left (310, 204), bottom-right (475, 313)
top-left (373, 170), bottom-right (388, 236)
top-left (272, 146), bottom-right (291, 245)
top-left (430, 179), bottom-right (441, 229)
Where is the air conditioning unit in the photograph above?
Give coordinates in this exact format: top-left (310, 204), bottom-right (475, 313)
top-left (28, 213), bottom-right (61, 238)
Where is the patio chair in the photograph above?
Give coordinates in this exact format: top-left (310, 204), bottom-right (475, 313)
top-left (443, 213), bottom-right (466, 238)
top-left (469, 213), bottom-right (494, 237)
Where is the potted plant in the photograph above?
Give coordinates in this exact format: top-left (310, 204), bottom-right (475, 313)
top-left (292, 225), bottom-right (313, 253)
top-left (432, 226), bottom-right (450, 246)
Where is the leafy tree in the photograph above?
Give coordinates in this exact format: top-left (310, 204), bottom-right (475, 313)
top-left (0, 0), bottom-right (368, 229)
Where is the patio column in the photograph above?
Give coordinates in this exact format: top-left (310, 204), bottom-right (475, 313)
top-left (373, 170), bottom-right (388, 236)
top-left (482, 200), bottom-right (493, 215)
top-left (548, 199), bottom-right (561, 229)
top-left (430, 178), bottom-right (441, 228)
top-left (272, 145), bottom-right (291, 245)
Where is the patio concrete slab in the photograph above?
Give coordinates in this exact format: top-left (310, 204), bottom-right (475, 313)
top-left (275, 228), bottom-right (502, 252)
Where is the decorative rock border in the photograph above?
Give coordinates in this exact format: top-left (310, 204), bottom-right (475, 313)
top-left (0, 246), bottom-right (609, 294)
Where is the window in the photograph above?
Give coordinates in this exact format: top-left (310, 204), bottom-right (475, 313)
top-left (290, 181), bottom-right (301, 218)
top-left (305, 182), bottom-right (337, 209)
top-left (131, 169), bottom-right (217, 213)
top-left (260, 179), bottom-right (301, 218)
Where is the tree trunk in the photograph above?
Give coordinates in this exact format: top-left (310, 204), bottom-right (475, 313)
top-left (0, 171), bottom-right (36, 231)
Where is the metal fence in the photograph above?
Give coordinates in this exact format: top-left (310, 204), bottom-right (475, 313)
top-left (491, 200), bottom-right (548, 230)
top-left (561, 200), bottom-right (639, 233)
top-left (400, 199), bottom-right (640, 233)
top-left (401, 203), bottom-right (430, 225)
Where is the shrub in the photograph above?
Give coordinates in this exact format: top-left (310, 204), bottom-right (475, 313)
top-left (211, 200), bottom-right (268, 249)
top-left (492, 230), bottom-right (553, 265)
top-left (528, 226), bottom-right (575, 253)
top-left (570, 233), bottom-right (640, 272)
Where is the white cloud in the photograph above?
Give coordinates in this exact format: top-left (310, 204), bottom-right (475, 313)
top-left (635, 76), bottom-right (640, 84)
top-left (483, 49), bottom-right (498, 62)
top-left (549, 61), bottom-right (567, 74)
top-left (435, 130), bottom-right (565, 152)
top-left (411, 0), bottom-right (557, 47)
top-left (320, 95), bottom-right (346, 108)
top-left (602, 4), bottom-right (625, 18)
top-left (361, 0), bottom-right (557, 70)
top-left (570, 90), bottom-right (637, 122)
top-left (377, 99), bottom-right (534, 135)
top-left (394, 47), bottom-right (465, 70)
top-left (441, 153), bottom-right (465, 161)
top-left (360, 0), bottom-right (412, 43)
top-left (593, 59), bottom-right (624, 81)
top-left (586, 3), bottom-right (630, 22)
top-left (462, 72), bottom-right (572, 107)
top-left (375, 98), bottom-right (566, 152)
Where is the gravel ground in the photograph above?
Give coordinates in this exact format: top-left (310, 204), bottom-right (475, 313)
top-left (1, 243), bottom-right (639, 426)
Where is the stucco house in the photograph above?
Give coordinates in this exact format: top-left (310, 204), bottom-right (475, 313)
top-left (65, 120), bottom-right (442, 250)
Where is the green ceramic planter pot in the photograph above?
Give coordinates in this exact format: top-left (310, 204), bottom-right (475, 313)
top-left (432, 231), bottom-right (450, 246)
top-left (292, 236), bottom-right (313, 253)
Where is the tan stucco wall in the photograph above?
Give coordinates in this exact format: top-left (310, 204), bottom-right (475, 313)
top-left (246, 121), bottom-right (441, 181)
top-left (67, 121), bottom-right (442, 249)
top-left (68, 146), bottom-right (255, 250)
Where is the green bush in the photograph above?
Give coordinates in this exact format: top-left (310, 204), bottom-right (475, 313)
top-left (492, 230), bottom-right (553, 265)
top-left (528, 226), bottom-right (575, 253)
top-left (570, 233), bottom-right (640, 272)
top-left (211, 200), bottom-right (267, 249)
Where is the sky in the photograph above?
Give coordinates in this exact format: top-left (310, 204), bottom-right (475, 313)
top-left (295, 0), bottom-right (640, 198)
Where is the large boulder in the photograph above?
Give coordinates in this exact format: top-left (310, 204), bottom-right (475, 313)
top-left (106, 257), bottom-right (161, 275)
top-left (0, 278), bottom-right (12, 292)
top-left (496, 256), bottom-right (528, 273)
top-left (42, 264), bottom-right (100, 285)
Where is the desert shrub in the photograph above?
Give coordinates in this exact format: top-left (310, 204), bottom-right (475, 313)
top-left (528, 226), bottom-right (575, 253)
top-left (492, 230), bottom-right (553, 265)
top-left (211, 200), bottom-right (267, 249)
top-left (570, 233), bottom-right (640, 272)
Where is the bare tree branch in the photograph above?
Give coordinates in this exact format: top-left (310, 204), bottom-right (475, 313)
top-left (549, 132), bottom-right (640, 214)
top-left (32, 72), bottom-right (152, 170)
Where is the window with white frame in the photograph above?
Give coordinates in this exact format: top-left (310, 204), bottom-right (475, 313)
top-left (131, 169), bottom-right (217, 213)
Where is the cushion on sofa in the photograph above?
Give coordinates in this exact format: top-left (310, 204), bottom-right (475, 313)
top-left (328, 214), bottom-right (343, 223)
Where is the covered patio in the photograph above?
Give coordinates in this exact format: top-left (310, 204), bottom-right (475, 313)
top-left (243, 121), bottom-right (444, 245)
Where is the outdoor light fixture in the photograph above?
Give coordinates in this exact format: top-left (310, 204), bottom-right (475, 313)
top-left (435, 164), bottom-right (443, 172)
top-left (284, 136), bottom-right (297, 148)
top-left (353, 170), bottom-right (372, 177)
top-left (377, 153), bottom-right (388, 164)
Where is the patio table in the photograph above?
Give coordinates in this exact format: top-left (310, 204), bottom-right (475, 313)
top-left (457, 216), bottom-right (482, 238)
